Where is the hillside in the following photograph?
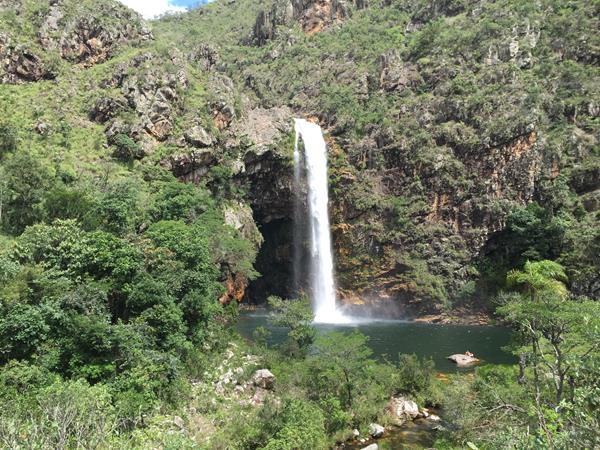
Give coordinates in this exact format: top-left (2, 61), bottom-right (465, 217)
top-left (6, 0), bottom-right (598, 316)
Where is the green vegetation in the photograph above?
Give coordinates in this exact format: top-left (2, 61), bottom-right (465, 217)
top-left (0, 0), bottom-right (598, 447)
top-left (437, 261), bottom-right (600, 448)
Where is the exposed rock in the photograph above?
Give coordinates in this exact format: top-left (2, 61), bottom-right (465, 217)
top-left (238, 148), bottom-right (295, 223)
top-left (0, 34), bottom-right (54, 84)
top-left (352, 428), bottom-right (360, 438)
top-left (89, 97), bottom-right (127, 123)
top-left (428, 414), bottom-right (441, 422)
top-left (368, 423), bottom-right (385, 438)
top-left (173, 415), bottom-right (185, 431)
top-left (229, 106), bottom-right (292, 154)
top-left (361, 444), bottom-right (378, 450)
top-left (40, 3), bottom-right (152, 67)
top-left (34, 122), bottom-right (51, 136)
top-left (296, 0), bottom-right (348, 34)
top-left (226, 107), bottom-right (295, 223)
top-left (38, 2), bottom-right (64, 49)
top-left (219, 269), bottom-right (249, 304)
top-left (190, 43), bottom-right (219, 71)
top-left (166, 149), bottom-right (217, 183)
top-left (224, 202), bottom-right (264, 246)
top-left (185, 125), bottom-right (214, 148)
top-left (448, 353), bottom-right (480, 367)
top-left (386, 397), bottom-right (420, 424)
top-left (104, 56), bottom-right (187, 146)
top-left (0, 0), bottom-right (20, 10)
top-left (207, 73), bottom-right (239, 130)
top-left (251, 10), bottom-right (278, 47)
top-left (570, 164), bottom-right (600, 194)
top-left (213, 102), bottom-right (236, 130)
top-left (378, 50), bottom-right (421, 92)
top-left (251, 369), bottom-right (275, 390)
top-left (582, 190), bottom-right (600, 212)
top-left (101, 52), bottom-right (153, 88)
top-left (250, 0), bottom-right (347, 45)
top-left (250, 387), bottom-right (269, 405)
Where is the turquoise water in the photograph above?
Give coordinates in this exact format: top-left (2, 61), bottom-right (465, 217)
top-left (237, 311), bottom-right (516, 372)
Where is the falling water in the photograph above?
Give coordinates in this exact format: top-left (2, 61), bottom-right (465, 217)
top-left (294, 119), bottom-right (349, 324)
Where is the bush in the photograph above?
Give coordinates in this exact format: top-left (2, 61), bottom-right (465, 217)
top-left (262, 398), bottom-right (326, 450)
top-left (0, 379), bottom-right (117, 450)
top-left (395, 353), bottom-right (439, 404)
top-left (0, 122), bottom-right (17, 157)
top-left (112, 133), bottom-right (143, 162)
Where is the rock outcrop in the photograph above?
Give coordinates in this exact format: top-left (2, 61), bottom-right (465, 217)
top-left (229, 106), bottom-right (295, 223)
top-left (2, 0), bottom-right (151, 83)
top-left (251, 369), bottom-right (276, 390)
top-left (250, 0), bottom-right (351, 45)
top-left (0, 34), bottom-right (54, 83)
top-left (40, 1), bottom-right (152, 66)
top-left (448, 353), bottom-right (480, 367)
top-left (385, 397), bottom-right (420, 425)
top-left (377, 50), bottom-right (421, 92)
top-left (97, 52), bottom-right (188, 157)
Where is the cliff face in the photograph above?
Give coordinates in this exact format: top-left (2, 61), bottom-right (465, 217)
top-left (1, 0), bottom-right (598, 315)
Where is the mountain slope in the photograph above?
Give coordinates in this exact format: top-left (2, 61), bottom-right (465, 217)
top-left (1, 0), bottom-right (599, 318)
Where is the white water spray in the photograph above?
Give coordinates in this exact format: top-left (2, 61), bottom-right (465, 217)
top-left (294, 119), bottom-right (349, 324)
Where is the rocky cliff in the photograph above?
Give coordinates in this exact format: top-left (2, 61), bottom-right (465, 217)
top-left (1, 0), bottom-right (598, 316)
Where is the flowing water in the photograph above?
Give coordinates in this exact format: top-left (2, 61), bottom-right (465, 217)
top-left (294, 119), bottom-right (349, 323)
top-left (237, 311), bottom-right (515, 373)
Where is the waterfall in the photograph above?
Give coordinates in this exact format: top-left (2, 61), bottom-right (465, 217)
top-left (294, 119), bottom-right (349, 324)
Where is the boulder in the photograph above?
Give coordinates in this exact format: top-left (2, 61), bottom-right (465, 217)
top-left (447, 353), bottom-right (480, 367)
top-left (172, 415), bottom-right (185, 431)
top-left (185, 125), bottom-right (213, 147)
top-left (34, 122), bottom-right (51, 136)
top-left (386, 396), bottom-right (420, 424)
top-left (368, 423), bottom-right (385, 438)
top-left (251, 369), bottom-right (275, 390)
top-left (250, 387), bottom-right (268, 406)
top-left (362, 444), bottom-right (379, 450)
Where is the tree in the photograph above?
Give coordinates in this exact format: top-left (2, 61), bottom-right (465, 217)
top-left (0, 122), bottom-right (17, 157)
top-left (308, 331), bottom-right (374, 409)
top-left (1, 151), bottom-right (53, 234)
top-left (498, 260), bottom-right (600, 447)
top-left (268, 295), bottom-right (315, 357)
